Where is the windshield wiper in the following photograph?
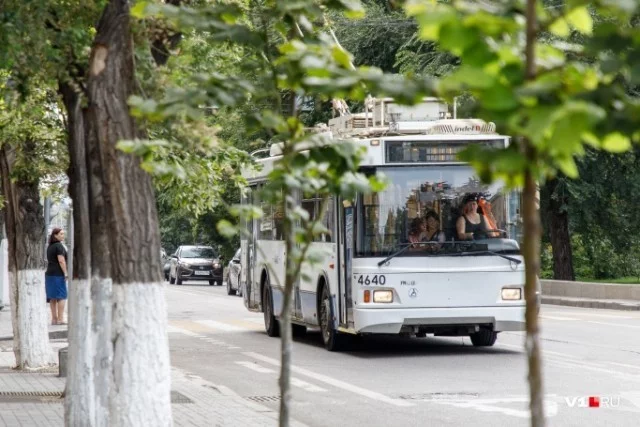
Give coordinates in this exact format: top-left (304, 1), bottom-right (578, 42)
top-left (377, 243), bottom-right (412, 266)
top-left (450, 250), bottom-right (522, 265)
top-left (377, 242), bottom-right (444, 266)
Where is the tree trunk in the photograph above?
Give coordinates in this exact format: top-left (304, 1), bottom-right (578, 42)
top-left (0, 142), bottom-right (55, 370)
top-left (545, 179), bottom-right (574, 280)
top-left (87, 1), bottom-right (171, 425)
top-left (279, 201), bottom-right (294, 427)
top-left (59, 81), bottom-right (97, 426)
top-left (524, 1), bottom-right (545, 426)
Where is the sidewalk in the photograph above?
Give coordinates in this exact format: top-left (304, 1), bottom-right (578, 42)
top-left (541, 279), bottom-right (640, 311)
top-left (0, 310), bottom-right (304, 427)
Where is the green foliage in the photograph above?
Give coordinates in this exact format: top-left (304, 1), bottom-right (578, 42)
top-left (407, 0), bottom-right (640, 185)
top-left (0, 77), bottom-right (68, 194)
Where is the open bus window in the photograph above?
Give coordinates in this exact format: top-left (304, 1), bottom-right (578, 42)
top-left (302, 194), bottom-right (334, 243)
top-left (355, 166), bottom-right (516, 257)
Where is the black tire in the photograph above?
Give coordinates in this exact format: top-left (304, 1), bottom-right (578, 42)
top-left (217, 280), bottom-right (223, 286)
top-left (319, 285), bottom-right (346, 351)
top-left (263, 282), bottom-right (279, 337)
top-left (176, 277), bottom-right (183, 286)
top-left (169, 273), bottom-right (175, 285)
top-left (292, 324), bottom-right (307, 338)
top-left (226, 276), bottom-right (236, 295)
top-left (236, 273), bottom-right (243, 297)
top-left (469, 329), bottom-right (498, 347)
top-left (210, 280), bottom-right (217, 286)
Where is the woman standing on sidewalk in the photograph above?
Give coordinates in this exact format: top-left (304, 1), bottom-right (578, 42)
top-left (45, 228), bottom-right (68, 325)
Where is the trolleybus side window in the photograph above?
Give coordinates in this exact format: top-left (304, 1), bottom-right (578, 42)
top-left (301, 194), bottom-right (335, 243)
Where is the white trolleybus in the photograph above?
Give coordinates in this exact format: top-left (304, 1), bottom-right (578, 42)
top-left (240, 98), bottom-right (527, 351)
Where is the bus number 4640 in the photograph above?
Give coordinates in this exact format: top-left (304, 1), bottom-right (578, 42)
top-left (356, 275), bottom-right (386, 286)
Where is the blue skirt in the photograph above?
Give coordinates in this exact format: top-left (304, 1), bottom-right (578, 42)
top-left (45, 275), bottom-right (67, 300)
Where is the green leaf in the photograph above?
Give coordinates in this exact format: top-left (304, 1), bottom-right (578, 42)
top-left (438, 23), bottom-right (477, 56)
top-left (582, 132), bottom-right (601, 148)
top-left (601, 133), bottom-right (631, 153)
top-left (480, 84), bottom-right (518, 112)
top-left (556, 156), bottom-right (579, 178)
top-left (566, 6), bottom-right (593, 36)
top-left (216, 219), bottom-right (238, 238)
top-left (549, 18), bottom-right (570, 38)
top-left (332, 47), bottom-right (353, 69)
top-left (130, 1), bottom-right (149, 19)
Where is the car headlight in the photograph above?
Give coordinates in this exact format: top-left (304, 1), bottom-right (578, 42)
top-left (213, 263), bottom-right (220, 269)
top-left (179, 262), bottom-right (190, 269)
top-left (501, 288), bottom-right (522, 300)
top-left (373, 290), bottom-right (394, 303)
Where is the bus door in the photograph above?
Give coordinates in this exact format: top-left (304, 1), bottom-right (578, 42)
top-left (339, 198), bottom-right (355, 328)
top-left (243, 187), bottom-right (258, 310)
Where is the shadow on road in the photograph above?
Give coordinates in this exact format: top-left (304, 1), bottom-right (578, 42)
top-left (291, 330), bottom-right (519, 358)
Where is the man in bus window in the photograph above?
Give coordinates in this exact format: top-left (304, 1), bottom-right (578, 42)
top-left (456, 194), bottom-right (490, 240)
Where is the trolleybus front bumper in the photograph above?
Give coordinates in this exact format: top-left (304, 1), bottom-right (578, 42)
top-left (353, 305), bottom-right (525, 334)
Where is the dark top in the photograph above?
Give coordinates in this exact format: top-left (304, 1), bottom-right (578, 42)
top-left (463, 215), bottom-right (485, 234)
top-left (424, 230), bottom-right (444, 242)
top-left (46, 242), bottom-right (67, 276)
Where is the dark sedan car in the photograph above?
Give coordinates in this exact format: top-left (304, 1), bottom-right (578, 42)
top-left (169, 245), bottom-right (223, 286)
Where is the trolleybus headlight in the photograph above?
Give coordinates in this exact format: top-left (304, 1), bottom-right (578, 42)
top-left (373, 290), bottom-right (394, 303)
top-left (501, 288), bottom-right (522, 300)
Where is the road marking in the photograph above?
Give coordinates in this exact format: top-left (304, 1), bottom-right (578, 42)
top-left (499, 342), bottom-right (640, 381)
top-left (235, 361), bottom-right (276, 374)
top-left (243, 352), bottom-right (414, 407)
top-left (497, 343), bottom-right (582, 361)
top-left (195, 319), bottom-right (247, 332)
top-left (167, 325), bottom-right (203, 337)
top-left (609, 362), bottom-right (640, 371)
top-left (540, 315), bottom-right (578, 321)
top-left (547, 359), bottom-right (640, 383)
top-left (235, 362), bottom-right (326, 392)
top-left (587, 321), bottom-right (640, 329)
top-left (226, 319), bottom-right (265, 330)
top-left (581, 313), bottom-right (634, 319)
top-left (291, 377), bottom-right (328, 393)
top-left (431, 396), bottom-right (558, 418)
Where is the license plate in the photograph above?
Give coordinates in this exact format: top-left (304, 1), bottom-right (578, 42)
top-left (194, 271), bottom-right (210, 276)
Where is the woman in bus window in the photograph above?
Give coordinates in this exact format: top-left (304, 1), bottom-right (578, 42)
top-left (424, 210), bottom-right (445, 243)
top-left (407, 217), bottom-right (426, 248)
top-left (456, 194), bottom-right (490, 240)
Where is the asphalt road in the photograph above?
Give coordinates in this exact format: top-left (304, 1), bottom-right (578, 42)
top-left (166, 281), bottom-right (640, 427)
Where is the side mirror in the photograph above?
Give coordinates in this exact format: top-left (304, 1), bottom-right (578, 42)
top-left (171, 255), bottom-right (177, 259)
top-left (232, 258), bottom-right (240, 264)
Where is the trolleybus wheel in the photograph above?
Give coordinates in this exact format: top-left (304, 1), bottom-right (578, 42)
top-left (319, 285), bottom-right (346, 351)
top-left (469, 329), bottom-right (498, 347)
top-left (263, 282), bottom-right (280, 337)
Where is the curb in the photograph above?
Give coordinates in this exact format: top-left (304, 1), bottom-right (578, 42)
top-left (0, 329), bottom-right (68, 342)
top-left (542, 296), bottom-right (640, 311)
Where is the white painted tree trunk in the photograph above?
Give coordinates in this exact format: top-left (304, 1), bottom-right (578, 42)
top-left (65, 278), bottom-right (96, 426)
top-left (0, 238), bottom-right (8, 309)
top-left (13, 269), bottom-right (55, 369)
top-left (93, 276), bottom-right (113, 427)
top-left (110, 282), bottom-right (172, 426)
